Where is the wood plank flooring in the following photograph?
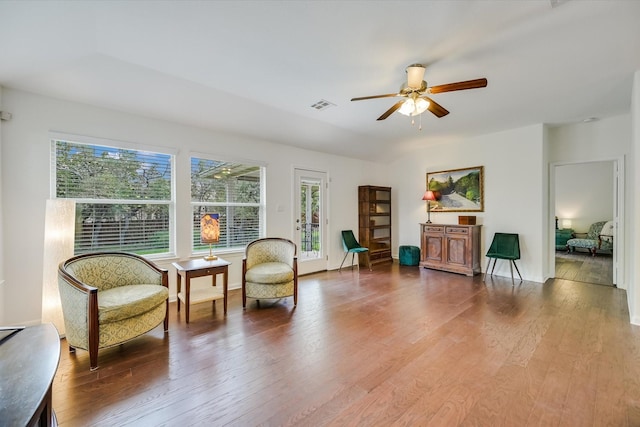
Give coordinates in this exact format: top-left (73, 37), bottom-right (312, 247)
top-left (555, 251), bottom-right (614, 286)
top-left (52, 263), bottom-right (640, 426)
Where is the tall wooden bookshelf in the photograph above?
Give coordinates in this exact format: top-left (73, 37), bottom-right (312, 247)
top-left (358, 185), bottom-right (392, 266)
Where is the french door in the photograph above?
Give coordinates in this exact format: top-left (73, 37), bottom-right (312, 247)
top-left (294, 169), bottom-right (327, 275)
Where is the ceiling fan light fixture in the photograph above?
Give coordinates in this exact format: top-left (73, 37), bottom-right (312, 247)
top-left (398, 97), bottom-right (430, 117)
top-left (406, 64), bottom-right (426, 89)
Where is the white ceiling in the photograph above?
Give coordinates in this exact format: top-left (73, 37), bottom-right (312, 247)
top-left (1, 1), bottom-right (639, 162)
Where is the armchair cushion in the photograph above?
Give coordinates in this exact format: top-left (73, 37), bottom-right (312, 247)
top-left (245, 262), bottom-right (294, 285)
top-left (98, 284), bottom-right (169, 323)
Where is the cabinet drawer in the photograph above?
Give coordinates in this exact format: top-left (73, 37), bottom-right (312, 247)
top-left (445, 226), bottom-right (469, 235)
top-left (424, 225), bottom-right (444, 233)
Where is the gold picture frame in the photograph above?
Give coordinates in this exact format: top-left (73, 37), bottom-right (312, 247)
top-left (426, 166), bottom-right (484, 212)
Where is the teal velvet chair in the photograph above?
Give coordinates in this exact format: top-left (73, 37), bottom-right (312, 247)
top-left (483, 233), bottom-right (522, 285)
top-left (339, 230), bottom-right (371, 271)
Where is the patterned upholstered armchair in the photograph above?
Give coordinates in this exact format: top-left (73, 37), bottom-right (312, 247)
top-left (58, 252), bottom-right (169, 370)
top-left (242, 238), bottom-right (298, 308)
top-left (566, 221), bottom-right (613, 256)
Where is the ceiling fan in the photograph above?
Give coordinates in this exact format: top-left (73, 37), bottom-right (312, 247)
top-left (351, 64), bottom-right (487, 124)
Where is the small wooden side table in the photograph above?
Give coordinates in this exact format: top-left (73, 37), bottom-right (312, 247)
top-left (172, 258), bottom-right (231, 323)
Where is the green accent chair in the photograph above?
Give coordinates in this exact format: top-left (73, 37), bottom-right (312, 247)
top-left (339, 230), bottom-right (371, 271)
top-left (242, 238), bottom-right (298, 308)
top-left (566, 221), bottom-right (612, 256)
top-left (58, 252), bottom-right (169, 370)
top-left (483, 233), bottom-right (522, 285)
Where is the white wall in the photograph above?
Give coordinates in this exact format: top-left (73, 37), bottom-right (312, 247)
top-left (555, 161), bottom-right (614, 233)
top-left (0, 88), bottom-right (386, 325)
top-left (390, 124), bottom-right (547, 282)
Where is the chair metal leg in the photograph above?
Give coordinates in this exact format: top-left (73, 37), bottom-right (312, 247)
top-left (483, 258), bottom-right (491, 281)
top-left (509, 261), bottom-right (514, 285)
top-left (353, 253), bottom-right (358, 271)
top-left (512, 260), bottom-right (523, 281)
top-left (490, 259), bottom-right (497, 276)
top-left (339, 252), bottom-right (349, 271)
top-left (367, 251), bottom-right (372, 271)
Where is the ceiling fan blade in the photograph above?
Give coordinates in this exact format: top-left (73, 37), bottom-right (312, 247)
top-left (351, 93), bottom-right (401, 101)
top-left (377, 100), bottom-right (405, 121)
top-left (428, 78), bottom-right (488, 94)
top-left (423, 96), bottom-right (449, 118)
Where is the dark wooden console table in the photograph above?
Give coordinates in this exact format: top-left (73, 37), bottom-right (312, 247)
top-left (0, 323), bottom-right (60, 426)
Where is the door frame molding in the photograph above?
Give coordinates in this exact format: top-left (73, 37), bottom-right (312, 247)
top-left (549, 156), bottom-right (625, 288)
top-left (291, 166), bottom-right (329, 274)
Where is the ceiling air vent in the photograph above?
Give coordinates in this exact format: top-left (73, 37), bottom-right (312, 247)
top-left (310, 99), bottom-right (336, 111)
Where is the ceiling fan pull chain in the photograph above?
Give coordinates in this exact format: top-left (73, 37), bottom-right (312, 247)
top-left (419, 113), bottom-right (423, 131)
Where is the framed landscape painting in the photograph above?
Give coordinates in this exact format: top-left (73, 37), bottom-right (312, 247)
top-left (426, 166), bottom-right (484, 212)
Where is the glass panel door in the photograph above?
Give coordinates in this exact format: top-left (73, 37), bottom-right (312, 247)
top-left (294, 169), bottom-right (327, 274)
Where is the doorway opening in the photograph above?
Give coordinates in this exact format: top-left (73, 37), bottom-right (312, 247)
top-left (550, 158), bottom-right (623, 288)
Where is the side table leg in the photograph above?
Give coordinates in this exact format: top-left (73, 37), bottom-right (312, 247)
top-left (185, 276), bottom-right (190, 324)
top-left (176, 273), bottom-right (181, 312)
top-left (223, 267), bottom-right (228, 315)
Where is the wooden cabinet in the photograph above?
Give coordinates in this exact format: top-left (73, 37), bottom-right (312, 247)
top-left (420, 223), bottom-right (481, 276)
top-left (359, 186), bottom-right (392, 266)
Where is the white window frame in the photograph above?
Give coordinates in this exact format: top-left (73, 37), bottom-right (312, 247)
top-left (190, 152), bottom-right (266, 256)
top-left (50, 132), bottom-right (177, 259)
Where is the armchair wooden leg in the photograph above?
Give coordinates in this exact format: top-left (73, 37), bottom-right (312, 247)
top-left (89, 346), bottom-right (99, 371)
top-left (163, 301), bottom-right (169, 331)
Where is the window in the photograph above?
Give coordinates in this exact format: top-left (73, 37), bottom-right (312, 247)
top-left (53, 138), bottom-right (174, 256)
top-left (191, 156), bottom-right (264, 253)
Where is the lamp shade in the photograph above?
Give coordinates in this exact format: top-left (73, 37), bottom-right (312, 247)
top-left (422, 190), bottom-right (437, 201)
top-left (200, 213), bottom-right (220, 244)
top-left (561, 219), bottom-right (572, 229)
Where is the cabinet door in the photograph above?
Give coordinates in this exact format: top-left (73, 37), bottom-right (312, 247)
top-left (446, 235), bottom-right (468, 266)
top-left (424, 233), bottom-right (444, 263)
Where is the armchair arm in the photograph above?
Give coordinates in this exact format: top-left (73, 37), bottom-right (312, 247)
top-left (598, 234), bottom-right (614, 249)
top-left (58, 267), bottom-right (98, 351)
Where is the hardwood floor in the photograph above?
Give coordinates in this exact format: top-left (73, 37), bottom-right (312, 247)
top-left (555, 251), bottom-right (614, 286)
top-left (52, 263), bottom-right (640, 426)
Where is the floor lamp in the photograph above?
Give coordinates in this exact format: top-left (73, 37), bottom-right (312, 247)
top-left (41, 199), bottom-right (75, 336)
top-left (422, 190), bottom-right (437, 223)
